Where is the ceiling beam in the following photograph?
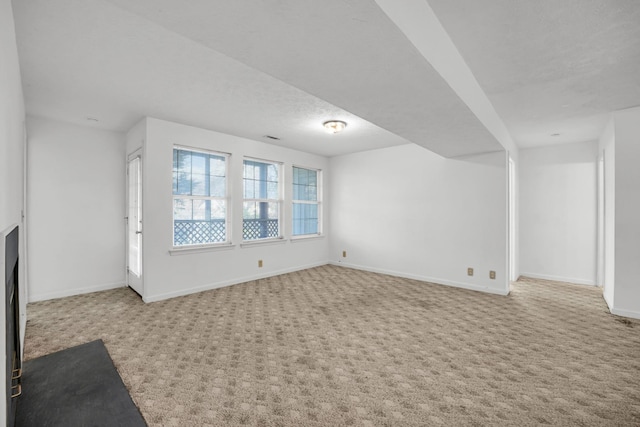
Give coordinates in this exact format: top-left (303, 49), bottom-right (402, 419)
top-left (375, 0), bottom-right (518, 157)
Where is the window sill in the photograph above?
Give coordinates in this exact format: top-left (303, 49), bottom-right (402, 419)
top-left (291, 234), bottom-right (324, 243)
top-left (169, 243), bottom-right (235, 256)
top-left (240, 237), bottom-right (287, 248)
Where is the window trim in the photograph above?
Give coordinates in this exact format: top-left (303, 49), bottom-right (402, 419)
top-left (242, 157), bottom-right (284, 242)
top-left (240, 237), bottom-right (286, 248)
top-left (172, 145), bottom-right (231, 249)
top-left (291, 165), bottom-right (322, 238)
top-left (169, 241), bottom-right (235, 256)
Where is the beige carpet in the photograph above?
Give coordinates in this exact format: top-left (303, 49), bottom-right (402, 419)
top-left (24, 265), bottom-right (640, 426)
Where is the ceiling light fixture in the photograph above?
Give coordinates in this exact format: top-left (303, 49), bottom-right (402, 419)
top-left (551, 133), bottom-right (560, 137)
top-left (323, 120), bottom-right (347, 134)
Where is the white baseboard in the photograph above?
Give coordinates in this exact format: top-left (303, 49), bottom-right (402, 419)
top-left (143, 261), bottom-right (329, 303)
top-left (610, 306), bottom-right (640, 320)
top-left (519, 272), bottom-right (596, 286)
top-left (29, 281), bottom-right (126, 302)
top-left (329, 261), bottom-right (510, 296)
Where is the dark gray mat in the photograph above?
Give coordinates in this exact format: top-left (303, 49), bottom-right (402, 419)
top-left (16, 340), bottom-right (146, 427)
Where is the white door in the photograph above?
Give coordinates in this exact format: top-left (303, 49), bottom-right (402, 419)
top-left (127, 153), bottom-right (143, 296)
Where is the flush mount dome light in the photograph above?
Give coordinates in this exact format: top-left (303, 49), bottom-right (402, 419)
top-left (323, 120), bottom-right (347, 134)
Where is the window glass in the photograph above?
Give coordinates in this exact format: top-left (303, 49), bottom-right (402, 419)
top-left (172, 148), bottom-right (228, 246)
top-left (292, 167), bottom-right (321, 236)
top-left (243, 159), bottom-right (281, 240)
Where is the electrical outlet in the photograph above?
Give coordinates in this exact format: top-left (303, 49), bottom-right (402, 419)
top-left (467, 267), bottom-right (474, 276)
top-left (342, 250), bottom-right (347, 258)
top-left (258, 260), bottom-right (263, 268)
top-left (489, 270), bottom-right (496, 279)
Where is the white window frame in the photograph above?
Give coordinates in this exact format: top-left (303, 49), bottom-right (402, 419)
top-left (242, 157), bottom-right (283, 242)
top-left (172, 145), bottom-right (231, 249)
top-left (292, 165), bottom-right (322, 238)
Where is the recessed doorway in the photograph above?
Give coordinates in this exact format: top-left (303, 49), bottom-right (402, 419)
top-left (126, 152), bottom-right (143, 297)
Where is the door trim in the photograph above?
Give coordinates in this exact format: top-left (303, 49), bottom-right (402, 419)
top-left (126, 150), bottom-right (143, 297)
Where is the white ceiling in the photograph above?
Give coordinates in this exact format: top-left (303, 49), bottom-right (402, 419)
top-left (12, 0), bottom-right (640, 156)
top-left (429, 0), bottom-right (640, 148)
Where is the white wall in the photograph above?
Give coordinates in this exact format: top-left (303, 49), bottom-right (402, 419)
top-left (599, 118), bottom-right (615, 307)
top-left (509, 153), bottom-right (520, 282)
top-left (597, 107), bottom-right (640, 319)
top-left (0, 0), bottom-right (26, 420)
top-left (141, 118), bottom-right (330, 302)
top-left (330, 144), bottom-right (509, 295)
top-left (611, 107), bottom-right (640, 319)
top-left (27, 116), bottom-right (126, 301)
top-left (126, 118), bottom-right (145, 155)
top-left (519, 141), bottom-right (598, 285)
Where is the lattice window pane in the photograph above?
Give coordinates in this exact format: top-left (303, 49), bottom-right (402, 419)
top-left (174, 219), bottom-right (226, 246)
top-left (243, 219), bottom-right (279, 241)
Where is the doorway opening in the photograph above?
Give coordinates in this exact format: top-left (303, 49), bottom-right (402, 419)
top-left (126, 152), bottom-right (143, 297)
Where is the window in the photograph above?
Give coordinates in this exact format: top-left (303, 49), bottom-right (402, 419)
top-left (292, 166), bottom-right (321, 236)
top-left (243, 159), bottom-right (281, 240)
top-left (173, 147), bottom-right (228, 247)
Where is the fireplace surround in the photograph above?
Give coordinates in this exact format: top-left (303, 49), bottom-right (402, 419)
top-left (4, 225), bottom-right (21, 427)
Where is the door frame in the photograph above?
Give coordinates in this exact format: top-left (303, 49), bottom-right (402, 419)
top-left (126, 150), bottom-right (143, 297)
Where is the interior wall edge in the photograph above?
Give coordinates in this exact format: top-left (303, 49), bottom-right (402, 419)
top-left (329, 261), bottom-right (510, 296)
top-left (142, 260), bottom-right (329, 303)
top-left (518, 272), bottom-right (596, 287)
top-left (609, 306), bottom-right (640, 320)
top-left (602, 289), bottom-right (613, 312)
top-left (28, 281), bottom-right (126, 303)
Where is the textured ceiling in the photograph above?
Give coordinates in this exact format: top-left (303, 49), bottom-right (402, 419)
top-left (13, 0), bottom-right (503, 157)
top-left (13, 0), bottom-right (636, 156)
top-left (428, 0), bottom-right (640, 148)
top-left (101, 0), bottom-right (504, 157)
top-left (12, 0), bottom-right (410, 157)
